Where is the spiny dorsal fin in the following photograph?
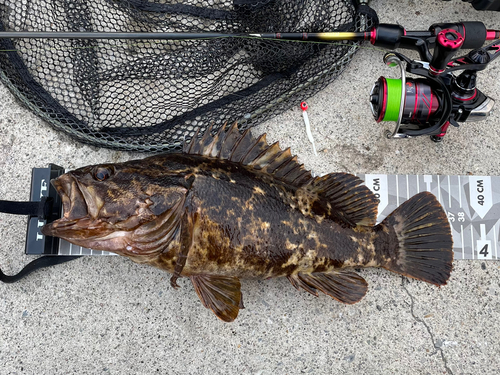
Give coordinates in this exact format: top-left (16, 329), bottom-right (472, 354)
top-left (183, 123), bottom-right (313, 187)
top-left (183, 125), bottom-right (378, 227)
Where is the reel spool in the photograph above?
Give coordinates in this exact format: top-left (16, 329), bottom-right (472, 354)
top-left (369, 29), bottom-right (465, 134)
top-left (370, 77), bottom-right (440, 126)
top-left (368, 53), bottom-right (440, 139)
top-left (368, 53), bottom-right (453, 141)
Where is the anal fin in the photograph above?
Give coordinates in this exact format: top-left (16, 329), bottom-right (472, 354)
top-left (288, 270), bottom-right (368, 304)
top-left (190, 274), bottom-right (243, 322)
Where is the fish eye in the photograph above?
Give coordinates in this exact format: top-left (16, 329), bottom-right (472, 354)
top-left (94, 167), bottom-right (112, 181)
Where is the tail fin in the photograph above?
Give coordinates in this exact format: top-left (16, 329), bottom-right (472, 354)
top-left (377, 192), bottom-right (453, 286)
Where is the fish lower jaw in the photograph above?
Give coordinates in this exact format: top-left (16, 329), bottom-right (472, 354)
top-left (98, 231), bottom-right (129, 240)
top-left (67, 235), bottom-right (131, 255)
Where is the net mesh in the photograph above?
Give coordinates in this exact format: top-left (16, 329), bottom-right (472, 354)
top-left (0, 0), bottom-right (377, 152)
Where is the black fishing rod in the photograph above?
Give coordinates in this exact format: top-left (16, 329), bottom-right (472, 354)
top-left (1, 22), bottom-right (499, 48)
top-left (1, 22), bottom-right (499, 64)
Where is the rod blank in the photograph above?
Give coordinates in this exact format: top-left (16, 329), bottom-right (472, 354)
top-left (0, 31), bottom-right (365, 42)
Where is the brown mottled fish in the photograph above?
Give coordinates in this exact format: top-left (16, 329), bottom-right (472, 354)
top-left (42, 124), bottom-right (453, 322)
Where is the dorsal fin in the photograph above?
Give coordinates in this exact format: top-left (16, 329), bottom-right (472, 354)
top-left (183, 123), bottom-right (313, 187)
top-left (183, 124), bottom-right (378, 227)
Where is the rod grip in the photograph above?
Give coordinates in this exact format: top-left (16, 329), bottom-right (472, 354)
top-left (371, 24), bottom-right (406, 50)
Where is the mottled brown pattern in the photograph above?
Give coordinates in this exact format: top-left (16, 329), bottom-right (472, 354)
top-left (45, 153), bottom-right (387, 276)
top-left (42, 126), bottom-right (453, 321)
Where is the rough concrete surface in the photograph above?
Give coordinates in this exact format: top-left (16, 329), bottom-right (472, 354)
top-left (0, 1), bottom-right (499, 374)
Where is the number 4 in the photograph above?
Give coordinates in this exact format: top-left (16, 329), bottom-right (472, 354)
top-left (479, 244), bottom-right (489, 257)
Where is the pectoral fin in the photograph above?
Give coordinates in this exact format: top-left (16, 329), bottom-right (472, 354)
top-left (170, 210), bottom-right (199, 289)
top-left (288, 270), bottom-right (368, 304)
top-left (190, 274), bottom-right (243, 322)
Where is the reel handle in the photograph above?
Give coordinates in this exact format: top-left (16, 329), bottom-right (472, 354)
top-left (429, 22), bottom-right (487, 49)
top-left (429, 29), bottom-right (464, 75)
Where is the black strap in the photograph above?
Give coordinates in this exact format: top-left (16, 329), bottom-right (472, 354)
top-left (0, 197), bottom-right (82, 282)
top-left (0, 196), bottom-right (53, 218)
top-left (0, 256), bottom-right (81, 283)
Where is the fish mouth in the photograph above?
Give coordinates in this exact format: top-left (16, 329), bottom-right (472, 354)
top-left (54, 173), bottom-right (89, 221)
top-left (41, 173), bottom-right (90, 238)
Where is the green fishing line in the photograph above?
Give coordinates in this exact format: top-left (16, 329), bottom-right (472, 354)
top-left (383, 78), bottom-right (402, 122)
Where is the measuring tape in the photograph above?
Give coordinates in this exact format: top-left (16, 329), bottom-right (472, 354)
top-left (25, 166), bottom-right (499, 260)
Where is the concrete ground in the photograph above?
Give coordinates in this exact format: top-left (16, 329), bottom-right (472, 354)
top-left (0, 1), bottom-right (499, 374)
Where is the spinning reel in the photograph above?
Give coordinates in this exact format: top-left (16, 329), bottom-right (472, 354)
top-left (369, 23), bottom-right (500, 141)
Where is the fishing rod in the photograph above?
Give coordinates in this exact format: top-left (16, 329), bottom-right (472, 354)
top-left (2, 21), bottom-right (500, 142)
top-left (1, 22), bottom-right (499, 47)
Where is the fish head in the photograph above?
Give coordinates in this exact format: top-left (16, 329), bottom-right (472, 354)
top-left (41, 160), bottom-right (188, 255)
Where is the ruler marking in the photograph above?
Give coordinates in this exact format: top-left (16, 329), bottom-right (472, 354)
top-left (471, 225), bottom-right (474, 259)
top-left (424, 175), bottom-right (432, 192)
top-left (396, 175), bottom-right (399, 207)
top-left (438, 176), bottom-right (441, 204)
top-left (458, 175), bottom-right (462, 208)
top-left (406, 175), bottom-right (409, 199)
top-left (448, 175), bottom-right (451, 208)
top-left (417, 175), bottom-right (420, 193)
top-left (480, 224), bottom-right (486, 239)
top-left (494, 225), bottom-right (498, 259)
top-left (461, 225), bottom-right (464, 259)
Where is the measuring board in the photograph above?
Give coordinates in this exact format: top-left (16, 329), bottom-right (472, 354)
top-left (26, 166), bottom-right (499, 260)
top-left (358, 174), bottom-right (499, 261)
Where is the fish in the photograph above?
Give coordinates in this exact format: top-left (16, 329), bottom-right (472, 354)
top-left (42, 124), bottom-right (453, 322)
